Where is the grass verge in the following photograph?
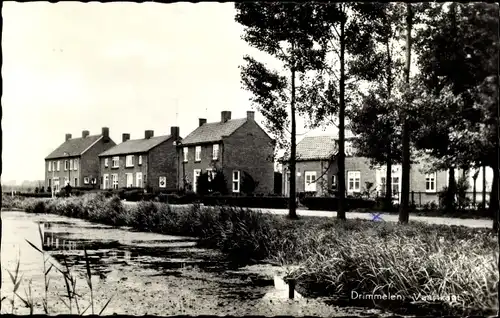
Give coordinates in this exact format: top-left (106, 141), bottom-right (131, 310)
top-left (2, 194), bottom-right (497, 315)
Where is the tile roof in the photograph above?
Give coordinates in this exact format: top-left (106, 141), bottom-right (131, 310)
top-left (45, 135), bottom-right (103, 160)
top-left (181, 118), bottom-right (247, 146)
top-left (99, 135), bottom-right (172, 157)
top-left (296, 136), bottom-right (338, 161)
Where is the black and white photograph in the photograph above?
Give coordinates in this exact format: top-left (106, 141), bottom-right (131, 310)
top-left (1, 1), bottom-right (499, 316)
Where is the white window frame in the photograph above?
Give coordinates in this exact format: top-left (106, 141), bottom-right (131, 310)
top-left (391, 176), bottom-right (400, 195)
top-left (104, 158), bottom-right (109, 168)
top-left (57, 161), bottom-right (60, 171)
top-left (425, 172), bottom-right (437, 193)
top-left (206, 168), bottom-right (214, 182)
top-left (212, 144), bottom-right (219, 160)
top-left (345, 141), bottom-right (353, 156)
top-left (103, 174), bottom-right (109, 189)
top-left (64, 177), bottom-right (69, 186)
top-left (84, 177), bottom-right (90, 184)
top-left (193, 169), bottom-right (201, 193)
top-left (195, 146), bottom-right (201, 162)
top-left (73, 159), bottom-right (78, 170)
top-left (136, 172), bottom-right (143, 188)
top-left (232, 170), bottom-right (241, 193)
top-left (183, 147), bottom-right (188, 162)
top-left (48, 161), bottom-right (52, 172)
top-left (112, 156), bottom-right (119, 168)
top-left (64, 160), bottom-right (69, 171)
top-left (126, 155), bottom-right (134, 167)
top-left (53, 177), bottom-right (60, 192)
top-left (347, 171), bottom-right (361, 193)
top-left (70, 159), bottom-right (73, 170)
top-left (159, 176), bottom-right (167, 188)
top-left (138, 155), bottom-right (142, 165)
top-left (304, 171), bottom-right (317, 192)
top-left (112, 174), bottom-right (119, 189)
top-left (126, 173), bottom-right (134, 188)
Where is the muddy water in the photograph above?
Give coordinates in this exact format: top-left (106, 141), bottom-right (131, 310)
top-left (1, 211), bottom-right (385, 316)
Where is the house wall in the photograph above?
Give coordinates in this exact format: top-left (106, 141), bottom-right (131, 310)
top-left (45, 156), bottom-right (82, 189)
top-left (99, 153), bottom-right (148, 189)
top-left (177, 142), bottom-right (222, 192)
top-left (81, 137), bottom-right (116, 187)
top-left (223, 120), bottom-right (275, 194)
top-left (149, 138), bottom-right (178, 191)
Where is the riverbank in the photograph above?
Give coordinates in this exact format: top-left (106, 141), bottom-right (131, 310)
top-left (2, 194), bottom-right (498, 315)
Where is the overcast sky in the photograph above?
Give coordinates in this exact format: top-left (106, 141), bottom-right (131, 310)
top-left (3, 2), bottom-right (339, 183)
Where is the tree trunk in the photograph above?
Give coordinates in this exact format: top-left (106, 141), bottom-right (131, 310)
top-left (289, 63), bottom-right (298, 219)
top-left (473, 175), bottom-right (477, 206)
top-left (482, 165), bottom-right (487, 209)
top-left (385, 158), bottom-right (393, 210)
top-left (446, 167), bottom-right (457, 213)
top-left (489, 166), bottom-right (498, 231)
top-left (337, 10), bottom-right (346, 220)
top-left (399, 2), bottom-right (412, 224)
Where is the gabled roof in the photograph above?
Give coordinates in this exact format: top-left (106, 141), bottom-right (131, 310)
top-left (181, 118), bottom-right (247, 146)
top-left (99, 135), bottom-right (172, 157)
top-left (45, 135), bottom-right (103, 160)
top-left (296, 136), bottom-right (337, 161)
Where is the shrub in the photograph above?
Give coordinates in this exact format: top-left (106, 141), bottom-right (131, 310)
top-left (241, 171), bottom-right (259, 195)
top-left (202, 196), bottom-right (288, 209)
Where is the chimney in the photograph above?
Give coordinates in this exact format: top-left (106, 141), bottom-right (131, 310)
top-left (170, 126), bottom-right (180, 140)
top-left (247, 111), bottom-right (255, 121)
top-left (122, 133), bottom-right (130, 142)
top-left (199, 118), bottom-right (207, 127)
top-left (145, 130), bottom-right (154, 139)
top-left (221, 111), bottom-right (231, 123)
top-left (82, 130), bottom-right (89, 138)
top-left (102, 127), bottom-right (109, 141)
top-left (65, 133), bottom-right (72, 141)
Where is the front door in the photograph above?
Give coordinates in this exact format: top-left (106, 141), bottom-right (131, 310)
top-left (193, 169), bottom-right (201, 193)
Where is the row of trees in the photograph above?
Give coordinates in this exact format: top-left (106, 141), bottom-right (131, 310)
top-left (235, 3), bottom-right (499, 227)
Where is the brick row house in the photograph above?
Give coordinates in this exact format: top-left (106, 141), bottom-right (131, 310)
top-left (178, 110), bottom-right (275, 194)
top-left (45, 128), bottom-right (116, 192)
top-left (98, 127), bottom-right (180, 192)
top-left (282, 134), bottom-right (454, 205)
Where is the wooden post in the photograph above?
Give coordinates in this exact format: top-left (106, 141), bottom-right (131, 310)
top-left (288, 279), bottom-right (296, 299)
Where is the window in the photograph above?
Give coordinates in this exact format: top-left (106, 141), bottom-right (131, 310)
top-left (112, 174), bottom-right (119, 189)
top-left (64, 177), bottom-right (69, 186)
top-left (332, 175), bottom-right (337, 190)
top-left (195, 146), bottom-right (201, 162)
top-left (65, 160), bottom-right (69, 171)
top-left (392, 177), bottom-right (400, 195)
top-left (103, 174), bottom-right (109, 189)
top-left (112, 157), bottom-right (119, 168)
top-left (345, 141), bottom-right (353, 156)
top-left (305, 171), bottom-right (317, 192)
top-left (57, 161), bottom-right (60, 171)
top-left (232, 170), bottom-right (240, 193)
top-left (138, 155), bottom-right (142, 165)
top-left (136, 172), bottom-right (143, 188)
top-left (84, 177), bottom-right (90, 184)
top-left (53, 177), bottom-right (60, 192)
top-left (48, 162), bottom-right (52, 172)
top-left (74, 159), bottom-right (78, 170)
top-left (206, 168), bottom-right (214, 182)
top-left (104, 158), bottom-right (109, 168)
top-left (74, 178), bottom-right (78, 186)
top-left (212, 144), bottom-right (219, 160)
top-left (126, 173), bottom-right (133, 188)
top-left (70, 159), bottom-right (73, 170)
top-left (183, 147), bottom-right (188, 162)
top-left (347, 171), bottom-right (361, 192)
top-left (126, 155), bottom-right (134, 167)
top-left (425, 173), bottom-right (436, 192)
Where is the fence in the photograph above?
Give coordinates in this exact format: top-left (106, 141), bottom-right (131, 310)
top-left (375, 191), bottom-right (491, 208)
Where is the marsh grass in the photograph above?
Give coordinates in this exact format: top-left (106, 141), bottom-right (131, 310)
top-left (3, 223), bottom-right (114, 315)
top-left (5, 194), bottom-right (498, 315)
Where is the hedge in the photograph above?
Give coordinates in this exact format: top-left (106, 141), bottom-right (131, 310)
top-left (203, 195), bottom-right (289, 209)
top-left (301, 196), bottom-right (376, 211)
top-left (10, 192), bottom-right (52, 198)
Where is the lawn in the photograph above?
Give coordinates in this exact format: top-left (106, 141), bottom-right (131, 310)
top-left (2, 194), bottom-right (498, 316)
